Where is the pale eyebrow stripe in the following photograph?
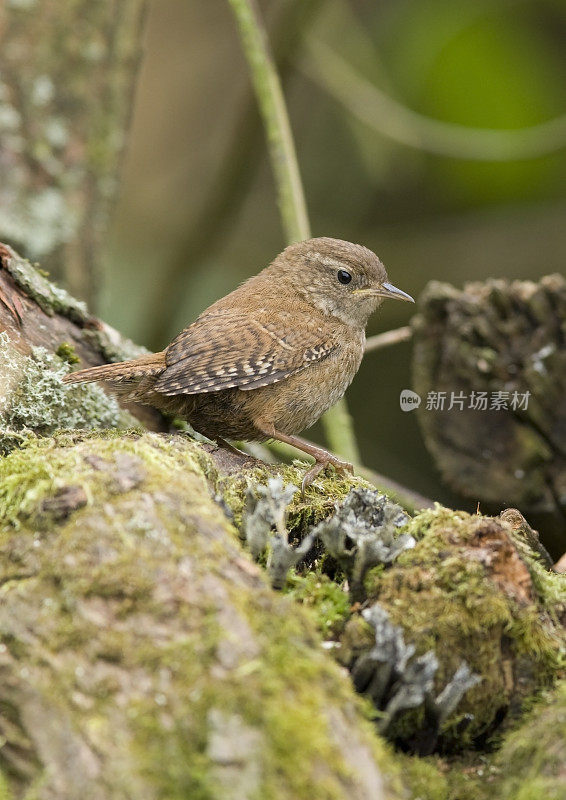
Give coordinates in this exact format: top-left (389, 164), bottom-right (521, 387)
top-left (309, 253), bottom-right (353, 271)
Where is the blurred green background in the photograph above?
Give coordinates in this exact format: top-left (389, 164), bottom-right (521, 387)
top-left (99, 0), bottom-right (566, 515)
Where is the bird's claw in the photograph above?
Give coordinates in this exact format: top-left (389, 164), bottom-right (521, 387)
top-left (301, 455), bottom-right (354, 495)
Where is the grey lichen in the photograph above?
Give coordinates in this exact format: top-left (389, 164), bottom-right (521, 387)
top-left (0, 1), bottom-right (146, 301)
top-left (3, 244), bottom-right (88, 321)
top-left (313, 488), bottom-right (413, 601)
top-left (243, 482), bottom-right (414, 593)
top-left (355, 603), bottom-right (481, 752)
top-left (244, 477), bottom-right (298, 558)
top-left (2, 246), bottom-right (149, 365)
top-left (351, 603), bottom-right (416, 708)
top-left (244, 477), bottom-right (319, 589)
top-left (0, 332), bottom-right (138, 444)
top-left (81, 323), bottom-right (150, 365)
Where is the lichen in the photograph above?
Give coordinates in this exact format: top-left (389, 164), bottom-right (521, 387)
top-left (352, 602), bottom-right (481, 750)
top-left (1, 247), bottom-right (149, 366)
top-left (0, 332), bottom-right (138, 446)
top-left (311, 488), bottom-right (413, 602)
top-left (218, 460), bottom-right (375, 540)
top-left (2, 247), bottom-right (88, 321)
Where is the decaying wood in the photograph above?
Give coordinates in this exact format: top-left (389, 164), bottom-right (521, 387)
top-left (412, 275), bottom-right (566, 516)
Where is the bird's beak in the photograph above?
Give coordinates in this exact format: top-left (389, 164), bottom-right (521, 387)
top-left (354, 283), bottom-right (415, 303)
top-left (377, 282), bottom-right (415, 302)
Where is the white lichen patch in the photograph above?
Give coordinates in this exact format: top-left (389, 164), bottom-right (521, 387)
top-left (0, 332), bottom-right (137, 435)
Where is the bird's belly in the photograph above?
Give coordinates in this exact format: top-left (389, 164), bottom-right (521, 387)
top-left (244, 344), bottom-right (364, 435)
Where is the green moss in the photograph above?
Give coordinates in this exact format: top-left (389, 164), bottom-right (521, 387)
top-left (231, 590), bottom-right (402, 800)
top-left (442, 760), bottom-right (492, 800)
top-left (493, 681), bottom-right (566, 800)
top-left (54, 342), bottom-right (80, 365)
top-left (0, 431), bottom-right (206, 529)
top-left (394, 754), bottom-right (448, 800)
top-left (284, 569), bottom-right (351, 638)
top-left (218, 459), bottom-right (373, 537)
top-left (0, 770), bottom-right (12, 800)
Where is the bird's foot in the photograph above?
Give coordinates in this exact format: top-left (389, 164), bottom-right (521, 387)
top-left (301, 454), bottom-right (354, 495)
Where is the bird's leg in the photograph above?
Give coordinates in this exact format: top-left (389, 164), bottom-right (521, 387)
top-left (254, 420), bottom-right (354, 493)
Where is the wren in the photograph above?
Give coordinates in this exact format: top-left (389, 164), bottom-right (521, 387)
top-left (64, 238), bottom-right (414, 489)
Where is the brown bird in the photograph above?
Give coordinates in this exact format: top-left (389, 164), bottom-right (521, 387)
top-left (64, 238), bottom-right (414, 489)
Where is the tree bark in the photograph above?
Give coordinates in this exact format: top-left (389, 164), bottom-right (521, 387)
top-left (0, 0), bottom-right (146, 305)
top-left (0, 243), bottom-right (164, 433)
top-left (412, 275), bottom-right (566, 518)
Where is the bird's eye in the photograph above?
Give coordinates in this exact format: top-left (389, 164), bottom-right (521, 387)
top-left (337, 269), bottom-right (352, 285)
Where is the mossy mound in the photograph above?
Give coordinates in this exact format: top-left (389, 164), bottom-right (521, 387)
top-left (215, 456), bottom-right (372, 537)
top-left (492, 680), bottom-right (566, 800)
top-left (0, 431), bottom-right (409, 800)
top-left (340, 506), bottom-right (565, 751)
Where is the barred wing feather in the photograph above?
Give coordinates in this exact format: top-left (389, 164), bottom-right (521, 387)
top-left (154, 309), bottom-right (337, 395)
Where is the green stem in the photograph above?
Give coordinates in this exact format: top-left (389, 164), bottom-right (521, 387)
top-left (227, 0), bottom-right (360, 463)
top-left (227, 0), bottom-right (309, 243)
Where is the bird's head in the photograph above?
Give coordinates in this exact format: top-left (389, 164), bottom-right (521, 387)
top-left (272, 237), bottom-right (414, 327)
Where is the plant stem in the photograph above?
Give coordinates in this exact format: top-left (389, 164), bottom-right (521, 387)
top-left (365, 326), bottom-right (413, 353)
top-left (227, 0), bottom-right (360, 463)
top-left (227, 0), bottom-right (309, 243)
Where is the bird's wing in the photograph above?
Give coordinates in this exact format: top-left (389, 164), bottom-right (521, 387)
top-left (153, 308), bottom-right (338, 395)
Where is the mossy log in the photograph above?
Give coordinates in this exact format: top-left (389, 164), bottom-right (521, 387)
top-left (412, 275), bottom-right (566, 516)
top-left (0, 431), bottom-right (408, 800)
top-left (490, 679), bottom-right (566, 800)
top-left (336, 506), bottom-right (564, 755)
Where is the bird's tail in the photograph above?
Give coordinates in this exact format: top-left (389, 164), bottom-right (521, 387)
top-left (63, 351), bottom-right (166, 385)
